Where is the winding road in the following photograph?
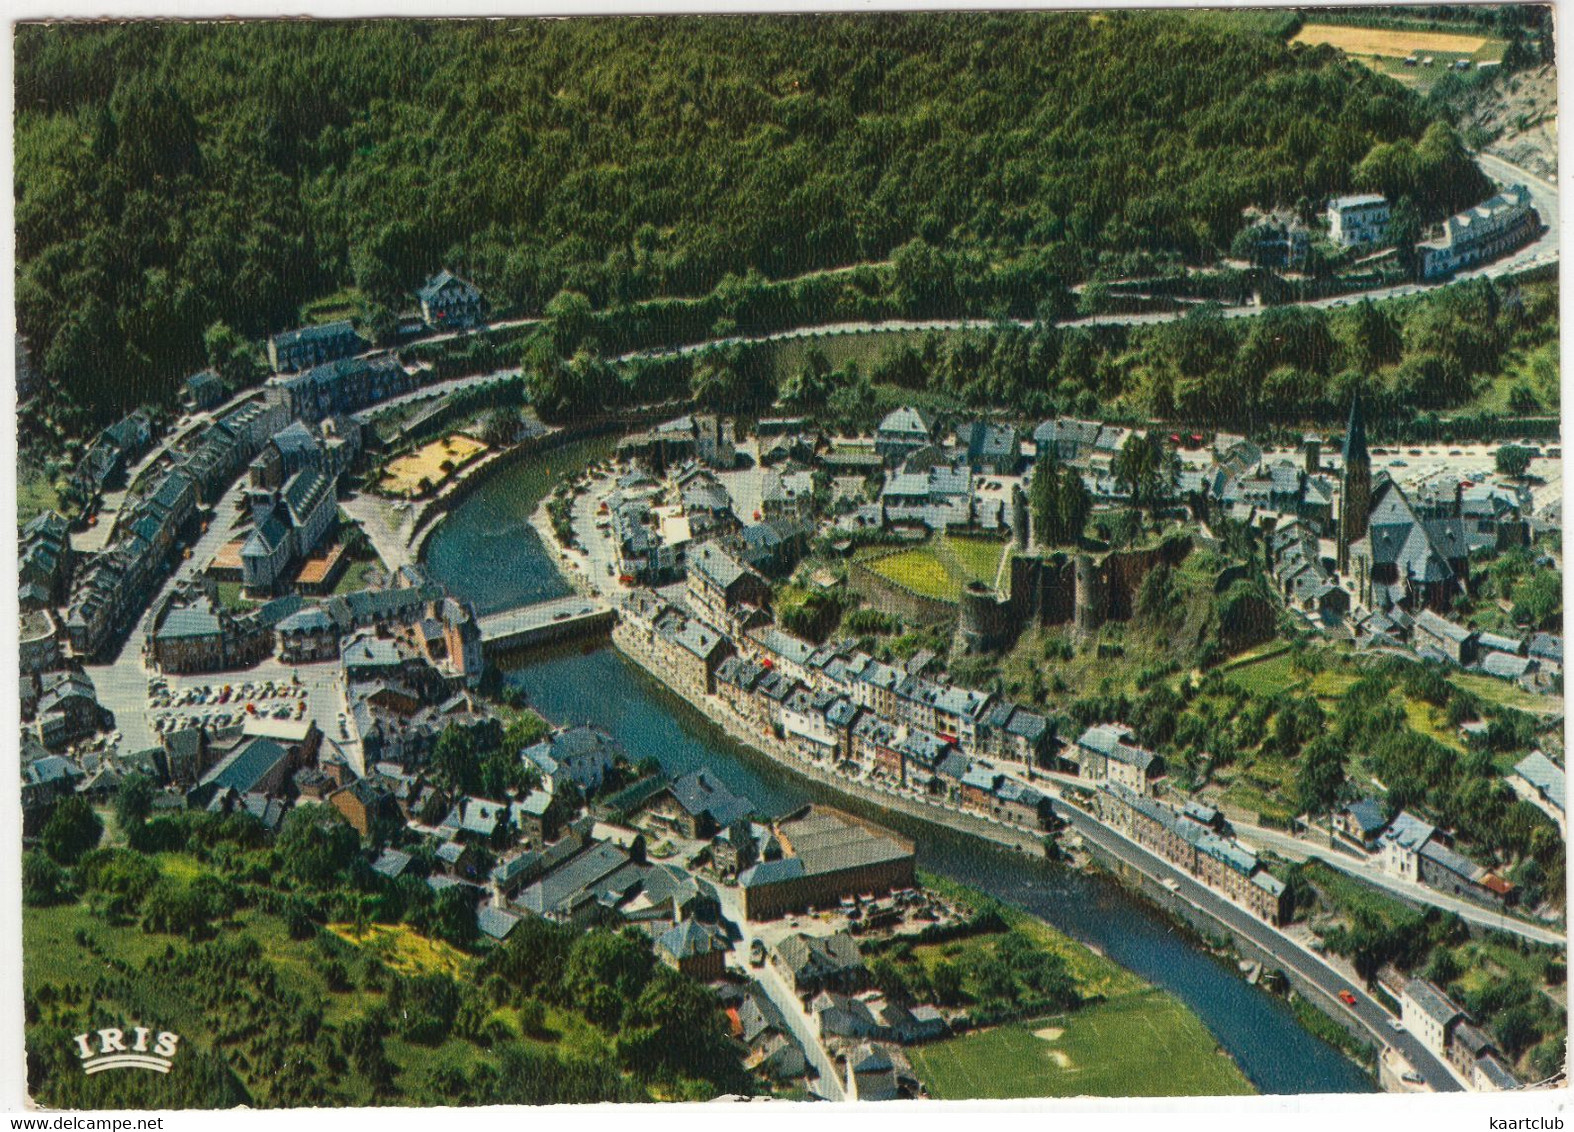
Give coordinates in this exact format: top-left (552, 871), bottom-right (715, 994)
top-left (1048, 795), bottom-right (1468, 1092)
top-left (604, 151), bottom-right (1557, 363)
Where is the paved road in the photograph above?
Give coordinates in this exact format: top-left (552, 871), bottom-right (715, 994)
top-left (1047, 794), bottom-right (1466, 1092)
top-left (712, 883), bottom-right (846, 1101)
top-left (83, 480), bottom-right (251, 754)
top-left (1231, 820), bottom-right (1566, 947)
top-left (609, 151), bottom-right (1556, 364)
top-left (349, 367), bottom-right (521, 425)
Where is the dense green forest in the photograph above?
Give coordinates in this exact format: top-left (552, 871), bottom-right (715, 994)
top-left (16, 11), bottom-right (1490, 423)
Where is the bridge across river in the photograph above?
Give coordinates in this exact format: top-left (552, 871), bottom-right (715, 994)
top-left (478, 596), bottom-right (614, 656)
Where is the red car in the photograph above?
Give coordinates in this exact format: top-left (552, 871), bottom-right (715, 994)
top-left (1338, 990), bottom-right (1358, 1006)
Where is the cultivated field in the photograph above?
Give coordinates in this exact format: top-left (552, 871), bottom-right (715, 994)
top-left (1291, 23), bottom-right (1493, 59)
top-left (909, 991), bottom-right (1254, 1099)
top-left (379, 433), bottom-right (489, 497)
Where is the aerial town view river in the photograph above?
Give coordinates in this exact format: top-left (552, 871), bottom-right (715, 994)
top-left (423, 437), bottom-right (1376, 1095)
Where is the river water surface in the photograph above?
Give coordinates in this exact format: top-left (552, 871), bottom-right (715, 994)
top-left (423, 441), bottom-right (1374, 1095)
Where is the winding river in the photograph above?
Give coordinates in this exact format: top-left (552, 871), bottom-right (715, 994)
top-left (423, 439), bottom-right (1374, 1095)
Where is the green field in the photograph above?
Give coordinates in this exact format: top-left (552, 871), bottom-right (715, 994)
top-left (909, 991), bottom-right (1254, 1099)
top-left (862, 535), bottom-right (1007, 602)
top-left (18, 469), bottom-right (64, 526)
top-left (907, 874), bottom-right (1253, 1099)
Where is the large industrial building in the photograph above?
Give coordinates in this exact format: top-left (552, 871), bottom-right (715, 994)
top-left (738, 805), bottom-right (916, 921)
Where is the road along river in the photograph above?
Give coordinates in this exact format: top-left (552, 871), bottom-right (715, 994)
top-left (423, 440), bottom-right (1375, 1095)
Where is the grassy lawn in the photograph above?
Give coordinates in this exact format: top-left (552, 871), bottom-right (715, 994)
top-left (1303, 861), bottom-right (1414, 929)
top-left (1451, 672), bottom-right (1562, 716)
top-left (333, 557), bottom-right (386, 595)
top-left (214, 580), bottom-right (255, 612)
top-left (1224, 652), bottom-right (1303, 697)
top-left (939, 534), bottom-right (1008, 587)
top-left (18, 469), bottom-right (64, 526)
top-left (863, 534), bottom-right (1010, 603)
top-left (909, 991), bottom-right (1253, 1099)
top-left (300, 286), bottom-right (367, 325)
top-left (864, 546), bottom-right (959, 601)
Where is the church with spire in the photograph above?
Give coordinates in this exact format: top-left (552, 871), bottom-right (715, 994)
top-left (1335, 395), bottom-right (1371, 575)
top-left (1336, 395), bottom-right (1470, 613)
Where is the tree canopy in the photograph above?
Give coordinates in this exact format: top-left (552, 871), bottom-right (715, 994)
top-left (16, 12), bottom-right (1486, 424)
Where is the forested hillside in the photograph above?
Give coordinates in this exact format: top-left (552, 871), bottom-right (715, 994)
top-left (16, 12), bottom-right (1488, 421)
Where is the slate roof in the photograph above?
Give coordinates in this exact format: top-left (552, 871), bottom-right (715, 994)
top-left (271, 319), bottom-right (361, 350)
top-left (1404, 978), bottom-right (1464, 1027)
top-left (1514, 752), bottom-right (1565, 811)
top-left (666, 771), bottom-right (754, 829)
top-left (657, 918), bottom-right (726, 961)
top-left (202, 737), bottom-right (289, 794)
top-left (477, 906), bottom-right (521, 941)
top-left (1481, 652), bottom-right (1533, 679)
top-left (1382, 811), bottom-right (1436, 853)
top-left (371, 848), bottom-right (413, 878)
top-left (156, 605), bottom-right (223, 641)
top-left (1344, 797), bottom-right (1389, 837)
top-left (876, 406), bottom-right (933, 440)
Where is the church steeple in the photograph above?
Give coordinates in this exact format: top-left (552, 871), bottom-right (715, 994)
top-left (1337, 394), bottom-right (1372, 577)
top-left (1342, 394), bottom-right (1369, 467)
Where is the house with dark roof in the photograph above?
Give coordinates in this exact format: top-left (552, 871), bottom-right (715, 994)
top-left (772, 931), bottom-right (867, 997)
top-left (1418, 839), bottom-right (1516, 911)
top-left (182, 369), bottom-right (228, 411)
top-left (655, 918), bottom-right (728, 980)
top-left (874, 407), bottom-right (935, 465)
top-left (643, 770), bottom-right (754, 839)
top-left (686, 540), bottom-right (771, 635)
top-left (417, 269), bottom-right (484, 329)
top-left (959, 421), bottom-right (1021, 475)
top-left (329, 776), bottom-right (399, 837)
top-left (521, 726), bottom-right (620, 795)
top-left (1414, 610), bottom-right (1479, 667)
top-left (32, 672), bottom-right (111, 749)
top-left (1512, 752), bottom-right (1565, 819)
top-left (1401, 979), bottom-right (1464, 1061)
top-left (268, 319), bottom-right (365, 373)
top-left (1332, 797), bottom-right (1389, 850)
top-left (1379, 810), bottom-right (1435, 881)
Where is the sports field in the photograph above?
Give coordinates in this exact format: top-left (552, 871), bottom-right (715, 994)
top-left (862, 534), bottom-right (1008, 601)
top-left (909, 991), bottom-right (1254, 1099)
top-left (380, 433), bottom-right (488, 497)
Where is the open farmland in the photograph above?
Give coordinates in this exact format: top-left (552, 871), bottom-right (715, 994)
top-left (1291, 22), bottom-right (1508, 92)
top-left (1291, 23), bottom-right (1495, 59)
